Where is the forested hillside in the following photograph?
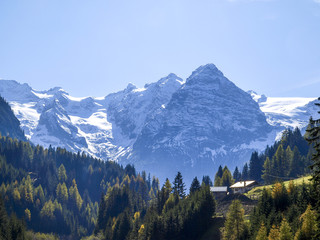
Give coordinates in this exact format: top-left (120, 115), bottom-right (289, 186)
top-left (231, 128), bottom-right (312, 184)
top-left (0, 133), bottom-right (158, 238)
top-left (94, 173), bottom-right (215, 240)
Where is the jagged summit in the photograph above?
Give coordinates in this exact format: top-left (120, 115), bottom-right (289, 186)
top-left (188, 63), bottom-right (223, 79)
top-left (125, 83), bottom-right (136, 91)
top-left (186, 64), bottom-right (230, 89)
top-left (0, 79), bottom-right (34, 102)
top-left (144, 73), bottom-right (183, 89)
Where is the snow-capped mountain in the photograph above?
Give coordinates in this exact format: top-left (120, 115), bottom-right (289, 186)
top-left (127, 64), bottom-right (274, 181)
top-left (0, 73), bottom-right (184, 163)
top-left (0, 64), bottom-right (318, 182)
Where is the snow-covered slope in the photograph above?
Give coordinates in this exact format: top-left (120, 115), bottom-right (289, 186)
top-left (0, 74), bottom-right (184, 162)
top-left (0, 66), bottom-right (318, 183)
top-left (248, 91), bottom-right (318, 134)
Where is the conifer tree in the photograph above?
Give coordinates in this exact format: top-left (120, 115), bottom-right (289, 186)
top-left (222, 200), bottom-right (246, 240)
top-left (56, 182), bottom-right (68, 203)
top-left (249, 151), bottom-right (263, 181)
top-left (216, 165), bottom-right (223, 178)
top-left (190, 177), bottom-right (201, 194)
top-left (289, 146), bottom-right (302, 177)
top-left (221, 167), bottom-right (234, 187)
top-left (202, 175), bottom-right (213, 186)
top-left (173, 172), bottom-right (186, 199)
top-left (152, 176), bottom-right (159, 192)
top-left (69, 179), bottom-right (83, 210)
top-left (268, 225), bottom-right (280, 240)
top-left (163, 178), bottom-right (172, 195)
top-left (305, 97), bottom-right (320, 238)
top-left (299, 205), bottom-right (318, 239)
top-left (279, 218), bottom-right (292, 240)
top-left (262, 157), bottom-right (272, 184)
top-left (256, 222), bottom-right (267, 240)
top-left (284, 146), bottom-right (293, 176)
top-left (233, 167), bottom-right (241, 182)
top-left (242, 163), bottom-right (249, 180)
top-left (58, 164), bottom-right (67, 182)
top-left (214, 165), bottom-right (223, 186)
top-left (273, 145), bottom-right (285, 178)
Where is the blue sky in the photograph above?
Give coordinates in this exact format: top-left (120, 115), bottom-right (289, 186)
top-left (0, 0), bottom-right (320, 97)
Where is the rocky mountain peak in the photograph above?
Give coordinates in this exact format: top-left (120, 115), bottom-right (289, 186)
top-left (188, 63), bottom-right (223, 79)
top-left (125, 83), bottom-right (137, 92)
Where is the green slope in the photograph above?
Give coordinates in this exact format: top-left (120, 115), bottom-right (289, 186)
top-left (245, 175), bottom-right (312, 198)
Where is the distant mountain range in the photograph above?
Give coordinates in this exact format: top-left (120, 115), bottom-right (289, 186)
top-left (0, 64), bottom-right (318, 182)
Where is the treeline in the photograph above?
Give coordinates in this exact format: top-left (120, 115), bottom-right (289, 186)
top-left (232, 128), bottom-right (311, 184)
top-left (0, 134), bottom-right (158, 238)
top-left (95, 172), bottom-right (216, 240)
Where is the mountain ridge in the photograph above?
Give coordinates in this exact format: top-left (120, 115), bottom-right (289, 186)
top-left (0, 64), bottom-right (318, 182)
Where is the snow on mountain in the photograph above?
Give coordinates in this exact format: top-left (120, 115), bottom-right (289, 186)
top-left (104, 73), bottom-right (184, 147)
top-left (248, 90), bottom-right (318, 132)
top-left (0, 67), bottom-right (318, 183)
top-left (0, 74), bottom-right (184, 163)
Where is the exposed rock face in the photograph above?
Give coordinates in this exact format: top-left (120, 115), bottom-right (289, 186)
top-left (128, 64), bottom-right (272, 181)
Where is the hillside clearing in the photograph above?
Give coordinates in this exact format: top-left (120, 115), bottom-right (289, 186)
top-left (245, 175), bottom-right (312, 198)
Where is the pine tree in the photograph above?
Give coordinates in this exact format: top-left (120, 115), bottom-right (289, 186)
top-left (173, 172), bottom-right (186, 199)
top-left (216, 165), bottom-right (223, 178)
top-left (202, 175), bottom-right (213, 186)
top-left (190, 177), bottom-right (201, 194)
top-left (221, 167), bottom-right (234, 187)
top-left (289, 146), bottom-right (302, 177)
top-left (58, 164), bottom-right (67, 182)
top-left (273, 145), bottom-right (285, 178)
top-left (279, 218), bottom-right (292, 240)
top-left (249, 151), bottom-right (263, 181)
top-left (214, 165), bottom-right (223, 186)
top-left (268, 225), bottom-right (280, 240)
top-left (242, 163), bottom-right (249, 180)
top-left (222, 200), bottom-right (246, 240)
top-left (69, 179), bottom-right (83, 211)
top-left (56, 182), bottom-right (68, 203)
top-left (256, 222), bottom-right (267, 240)
top-left (163, 178), bottom-right (172, 195)
top-left (233, 167), bottom-right (241, 182)
top-left (262, 157), bottom-right (272, 184)
top-left (299, 205), bottom-right (318, 239)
